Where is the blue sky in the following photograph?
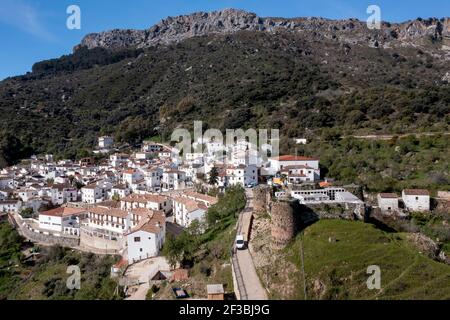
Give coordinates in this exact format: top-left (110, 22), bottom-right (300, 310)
top-left (0, 0), bottom-right (448, 80)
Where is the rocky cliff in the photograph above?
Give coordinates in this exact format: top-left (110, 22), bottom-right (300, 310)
top-left (76, 8), bottom-right (450, 53)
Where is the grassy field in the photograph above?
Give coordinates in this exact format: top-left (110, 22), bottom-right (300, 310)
top-left (264, 219), bottom-right (450, 300)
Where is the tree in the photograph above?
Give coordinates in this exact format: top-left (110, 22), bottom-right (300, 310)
top-left (208, 167), bottom-right (219, 185)
top-left (111, 193), bottom-right (120, 202)
top-left (20, 208), bottom-right (34, 219)
top-left (162, 234), bottom-right (187, 268)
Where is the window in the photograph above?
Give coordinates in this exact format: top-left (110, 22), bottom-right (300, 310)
top-left (134, 237), bottom-right (141, 242)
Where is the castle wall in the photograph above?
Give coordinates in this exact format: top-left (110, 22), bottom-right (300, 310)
top-left (270, 200), bottom-right (297, 249)
top-left (253, 186), bottom-right (269, 214)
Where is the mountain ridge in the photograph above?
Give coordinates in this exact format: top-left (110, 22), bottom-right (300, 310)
top-left (0, 9), bottom-right (449, 170)
top-left (76, 8), bottom-right (450, 56)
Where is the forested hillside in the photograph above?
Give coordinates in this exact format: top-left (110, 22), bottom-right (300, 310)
top-left (0, 11), bottom-right (448, 178)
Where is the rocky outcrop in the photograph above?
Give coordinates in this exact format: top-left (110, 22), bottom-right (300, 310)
top-left (407, 233), bottom-right (440, 259)
top-left (75, 8), bottom-right (450, 52)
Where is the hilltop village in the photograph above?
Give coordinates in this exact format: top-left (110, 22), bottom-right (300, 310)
top-left (0, 135), bottom-right (448, 299)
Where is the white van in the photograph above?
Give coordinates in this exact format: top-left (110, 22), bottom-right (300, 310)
top-left (236, 235), bottom-right (245, 250)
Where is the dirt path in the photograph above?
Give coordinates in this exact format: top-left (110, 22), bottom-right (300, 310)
top-left (124, 257), bottom-right (170, 300)
top-left (345, 132), bottom-right (450, 141)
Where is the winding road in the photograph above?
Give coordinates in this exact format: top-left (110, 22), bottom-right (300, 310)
top-left (232, 188), bottom-right (268, 300)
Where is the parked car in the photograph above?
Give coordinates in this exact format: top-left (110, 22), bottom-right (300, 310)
top-left (172, 287), bottom-right (189, 299)
top-left (236, 235), bottom-right (245, 250)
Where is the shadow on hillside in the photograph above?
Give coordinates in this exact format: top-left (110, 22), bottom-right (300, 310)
top-left (296, 203), bottom-right (320, 233)
top-left (366, 216), bottom-right (398, 233)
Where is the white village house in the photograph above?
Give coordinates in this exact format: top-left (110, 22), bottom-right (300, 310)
top-left (268, 155), bottom-right (320, 181)
top-left (125, 211), bottom-right (166, 263)
top-left (172, 196), bottom-right (208, 229)
top-left (377, 193), bottom-right (399, 213)
top-left (121, 194), bottom-right (172, 215)
top-left (39, 207), bottom-right (87, 236)
top-left (99, 136), bottom-right (114, 149)
top-left (0, 200), bottom-right (22, 214)
top-left (402, 189), bottom-right (430, 212)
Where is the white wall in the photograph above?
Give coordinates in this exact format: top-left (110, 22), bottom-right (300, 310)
top-left (187, 209), bottom-right (206, 228)
top-left (402, 194), bottom-right (430, 212)
top-left (39, 215), bottom-right (63, 232)
top-left (378, 197), bottom-right (399, 212)
top-left (127, 230), bottom-right (160, 263)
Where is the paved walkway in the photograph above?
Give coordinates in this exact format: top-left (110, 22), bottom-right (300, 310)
top-left (124, 257), bottom-right (170, 300)
top-left (234, 188), bottom-right (268, 300)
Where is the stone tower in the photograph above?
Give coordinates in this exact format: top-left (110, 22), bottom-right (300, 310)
top-left (253, 185), bottom-right (269, 214)
top-left (270, 199), bottom-right (297, 249)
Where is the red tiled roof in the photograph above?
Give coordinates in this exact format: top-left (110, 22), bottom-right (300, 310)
top-left (127, 211), bottom-right (165, 235)
top-left (171, 269), bottom-right (189, 281)
top-left (319, 181), bottom-right (332, 188)
top-left (172, 196), bottom-right (205, 212)
top-left (113, 258), bottom-right (128, 269)
top-left (88, 206), bottom-right (128, 218)
top-left (40, 207), bottom-right (86, 217)
top-left (183, 191), bottom-right (218, 204)
top-left (122, 194), bottom-right (168, 204)
top-left (379, 193), bottom-right (398, 199)
top-left (403, 189), bottom-right (429, 196)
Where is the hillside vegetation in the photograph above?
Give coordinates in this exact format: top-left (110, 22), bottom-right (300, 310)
top-left (157, 186), bottom-right (245, 299)
top-left (253, 219), bottom-right (450, 300)
top-left (0, 221), bottom-right (122, 300)
top-left (293, 134), bottom-right (450, 192)
top-left (0, 30), bottom-right (448, 167)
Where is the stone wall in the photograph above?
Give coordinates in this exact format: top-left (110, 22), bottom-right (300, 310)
top-left (79, 228), bottom-right (123, 254)
top-left (253, 186), bottom-right (269, 214)
top-left (256, 187), bottom-right (367, 249)
top-left (15, 218), bottom-right (80, 247)
top-left (434, 198), bottom-right (450, 214)
top-left (298, 202), bottom-right (366, 223)
top-left (270, 200), bottom-right (298, 249)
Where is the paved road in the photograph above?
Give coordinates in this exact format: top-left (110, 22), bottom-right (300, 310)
top-left (124, 257), bottom-right (170, 300)
top-left (234, 188), bottom-right (268, 300)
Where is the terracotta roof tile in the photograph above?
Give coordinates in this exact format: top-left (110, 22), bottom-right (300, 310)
top-left (403, 189), bottom-right (430, 196)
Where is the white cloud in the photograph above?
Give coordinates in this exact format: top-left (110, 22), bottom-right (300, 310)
top-left (0, 0), bottom-right (55, 41)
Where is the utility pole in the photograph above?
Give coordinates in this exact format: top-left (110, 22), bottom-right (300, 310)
top-left (299, 232), bottom-right (307, 300)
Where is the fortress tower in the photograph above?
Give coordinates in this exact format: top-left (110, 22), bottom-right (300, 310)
top-left (270, 199), bottom-right (298, 249)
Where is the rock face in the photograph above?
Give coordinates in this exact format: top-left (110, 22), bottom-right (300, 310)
top-left (75, 8), bottom-right (450, 52)
top-left (407, 233), bottom-right (439, 258)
